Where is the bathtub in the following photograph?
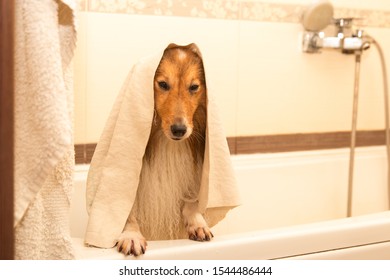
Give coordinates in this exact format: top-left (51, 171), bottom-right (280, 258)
top-left (70, 146), bottom-right (390, 259)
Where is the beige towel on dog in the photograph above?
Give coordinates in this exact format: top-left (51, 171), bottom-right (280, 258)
top-left (85, 49), bottom-right (240, 248)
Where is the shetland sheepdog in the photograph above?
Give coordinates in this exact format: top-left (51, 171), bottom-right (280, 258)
top-left (116, 43), bottom-right (212, 256)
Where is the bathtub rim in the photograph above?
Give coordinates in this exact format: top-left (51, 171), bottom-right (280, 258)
top-left (73, 210), bottom-right (390, 260)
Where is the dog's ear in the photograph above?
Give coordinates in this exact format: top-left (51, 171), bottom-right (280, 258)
top-left (187, 43), bottom-right (202, 58)
top-left (165, 43), bottom-right (203, 58)
top-left (166, 43), bottom-right (179, 49)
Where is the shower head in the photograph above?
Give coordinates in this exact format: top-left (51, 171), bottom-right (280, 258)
top-left (301, 0), bottom-right (334, 32)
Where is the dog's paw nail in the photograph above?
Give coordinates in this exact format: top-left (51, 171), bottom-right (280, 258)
top-left (141, 246), bottom-right (145, 254)
top-left (130, 240), bottom-right (136, 256)
top-left (196, 228), bottom-right (206, 241)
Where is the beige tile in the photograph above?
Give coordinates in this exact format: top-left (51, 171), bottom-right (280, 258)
top-left (83, 13), bottom-right (239, 142)
top-left (73, 1), bottom-right (390, 142)
top-left (357, 27), bottom-right (390, 130)
top-left (73, 12), bottom-right (88, 144)
top-left (331, 0), bottom-right (390, 10)
top-left (252, 0), bottom-right (390, 11)
top-left (236, 20), bottom-right (390, 136)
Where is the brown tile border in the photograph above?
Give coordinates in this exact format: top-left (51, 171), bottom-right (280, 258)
top-left (74, 143), bottom-right (98, 164)
top-left (75, 130), bottom-right (387, 164)
top-left (233, 130), bottom-right (385, 154)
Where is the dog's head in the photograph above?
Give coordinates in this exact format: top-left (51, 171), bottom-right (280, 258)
top-left (154, 43), bottom-right (207, 141)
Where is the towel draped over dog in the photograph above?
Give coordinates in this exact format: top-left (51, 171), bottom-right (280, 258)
top-left (85, 50), bottom-right (241, 248)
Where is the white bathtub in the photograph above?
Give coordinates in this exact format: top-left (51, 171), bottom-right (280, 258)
top-left (70, 146), bottom-right (390, 259)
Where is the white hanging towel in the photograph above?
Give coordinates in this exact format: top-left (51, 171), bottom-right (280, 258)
top-left (14, 0), bottom-right (77, 259)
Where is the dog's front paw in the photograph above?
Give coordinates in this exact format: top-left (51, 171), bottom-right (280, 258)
top-left (182, 203), bottom-right (214, 242)
top-left (116, 231), bottom-right (147, 256)
top-left (187, 225), bottom-right (214, 241)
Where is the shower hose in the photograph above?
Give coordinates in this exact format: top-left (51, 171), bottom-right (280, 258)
top-left (347, 36), bottom-right (390, 217)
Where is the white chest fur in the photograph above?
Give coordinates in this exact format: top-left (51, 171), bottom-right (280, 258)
top-left (132, 133), bottom-right (203, 240)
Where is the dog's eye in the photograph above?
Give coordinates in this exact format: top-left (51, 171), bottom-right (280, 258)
top-left (189, 84), bottom-right (199, 93)
top-left (158, 81), bottom-right (170, 91)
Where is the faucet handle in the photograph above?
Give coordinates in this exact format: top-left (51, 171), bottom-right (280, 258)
top-left (332, 17), bottom-right (364, 37)
top-left (333, 17), bottom-right (354, 28)
top-left (333, 17), bottom-right (364, 29)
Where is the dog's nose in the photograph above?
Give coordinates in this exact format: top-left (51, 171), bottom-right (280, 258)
top-left (170, 123), bottom-right (187, 139)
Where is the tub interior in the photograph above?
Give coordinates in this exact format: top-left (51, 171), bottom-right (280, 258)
top-left (70, 146), bottom-right (390, 259)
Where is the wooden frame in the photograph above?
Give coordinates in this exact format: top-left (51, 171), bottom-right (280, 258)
top-left (0, 0), bottom-right (14, 259)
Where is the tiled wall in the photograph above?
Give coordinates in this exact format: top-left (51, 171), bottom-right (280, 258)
top-left (74, 0), bottom-right (390, 144)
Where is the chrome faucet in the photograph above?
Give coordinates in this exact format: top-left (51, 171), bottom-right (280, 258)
top-left (302, 17), bottom-right (371, 54)
top-left (300, 0), bottom-right (371, 54)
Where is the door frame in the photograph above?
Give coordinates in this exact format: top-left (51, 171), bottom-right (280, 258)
top-left (0, 0), bottom-right (15, 259)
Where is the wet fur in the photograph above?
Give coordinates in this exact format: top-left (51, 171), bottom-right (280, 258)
top-left (116, 44), bottom-right (212, 256)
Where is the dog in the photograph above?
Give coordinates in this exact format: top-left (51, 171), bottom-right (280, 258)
top-left (116, 43), bottom-right (212, 256)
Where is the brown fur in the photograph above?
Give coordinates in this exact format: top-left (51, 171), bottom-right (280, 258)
top-left (146, 43), bottom-right (207, 164)
top-left (116, 43), bottom-right (213, 256)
